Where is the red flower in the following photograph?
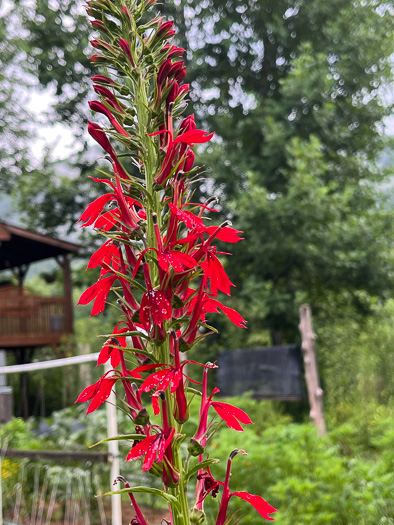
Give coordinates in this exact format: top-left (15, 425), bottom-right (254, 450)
top-left (94, 208), bottom-right (120, 231)
top-left (230, 492), bottom-right (278, 521)
top-left (93, 85), bottom-right (125, 114)
top-left (204, 297), bottom-right (247, 328)
top-left (89, 100), bottom-right (130, 137)
top-left (88, 121), bottom-right (115, 155)
top-left (97, 324), bottom-right (129, 368)
top-left (200, 247), bottom-right (234, 296)
top-left (216, 450), bottom-right (277, 524)
top-left (139, 290), bottom-right (172, 330)
top-left (193, 381), bottom-right (252, 441)
top-left (126, 426), bottom-right (175, 471)
top-left (76, 375), bottom-right (118, 414)
top-left (210, 400), bottom-right (253, 431)
top-left (78, 274), bottom-right (117, 316)
top-left (205, 225), bottom-right (244, 243)
top-left (78, 193), bottom-right (115, 227)
top-left (87, 240), bottom-right (120, 271)
top-left (168, 203), bottom-right (206, 231)
top-left (91, 75), bottom-right (118, 86)
top-left (119, 38), bottom-right (135, 66)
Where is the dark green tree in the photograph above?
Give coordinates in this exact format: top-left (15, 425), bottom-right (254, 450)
top-left (176, 0), bottom-right (394, 343)
top-left (0, 6), bottom-right (33, 195)
top-left (13, 0), bottom-right (394, 343)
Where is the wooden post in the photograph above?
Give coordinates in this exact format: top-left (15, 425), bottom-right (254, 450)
top-left (57, 255), bottom-right (73, 334)
top-left (299, 304), bottom-right (326, 436)
top-left (78, 343), bottom-right (92, 391)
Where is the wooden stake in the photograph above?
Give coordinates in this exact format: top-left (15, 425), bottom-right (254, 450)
top-left (299, 304), bottom-right (326, 436)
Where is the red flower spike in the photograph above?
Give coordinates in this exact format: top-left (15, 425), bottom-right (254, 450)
top-left (80, 3), bottom-right (254, 520)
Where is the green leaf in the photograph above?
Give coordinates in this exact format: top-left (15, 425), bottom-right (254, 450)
top-left (184, 458), bottom-right (220, 483)
top-left (100, 486), bottom-right (180, 508)
top-left (89, 434), bottom-right (145, 447)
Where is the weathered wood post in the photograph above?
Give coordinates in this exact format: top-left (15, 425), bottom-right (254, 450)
top-left (299, 304), bottom-right (326, 436)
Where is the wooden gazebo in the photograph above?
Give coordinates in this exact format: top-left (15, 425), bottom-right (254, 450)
top-left (0, 221), bottom-right (80, 416)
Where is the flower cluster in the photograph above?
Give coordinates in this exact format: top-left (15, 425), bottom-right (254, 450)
top-left (76, 0), bottom-right (277, 523)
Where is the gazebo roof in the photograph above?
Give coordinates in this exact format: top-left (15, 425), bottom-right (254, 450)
top-left (0, 221), bottom-right (80, 271)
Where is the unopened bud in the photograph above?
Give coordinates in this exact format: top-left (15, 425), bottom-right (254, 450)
top-left (188, 438), bottom-right (205, 457)
top-left (190, 507), bottom-right (206, 525)
top-left (124, 117), bottom-right (134, 126)
top-left (134, 408), bottom-right (150, 426)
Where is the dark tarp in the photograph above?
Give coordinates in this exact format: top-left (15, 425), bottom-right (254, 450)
top-left (218, 345), bottom-right (303, 400)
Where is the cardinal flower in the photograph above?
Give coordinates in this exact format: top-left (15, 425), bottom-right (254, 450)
top-left (97, 323), bottom-right (129, 368)
top-left (216, 450), bottom-right (277, 523)
top-left (139, 261), bottom-right (172, 331)
top-left (139, 290), bottom-right (172, 331)
top-left (189, 367), bottom-right (252, 457)
top-left (126, 425), bottom-right (175, 472)
top-left (75, 373), bottom-right (119, 414)
top-left (200, 246), bottom-right (234, 296)
top-left (132, 334), bottom-right (202, 420)
top-left (87, 240), bottom-right (120, 271)
top-left (78, 274), bottom-right (117, 316)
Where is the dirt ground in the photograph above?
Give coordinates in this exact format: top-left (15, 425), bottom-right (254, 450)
top-left (4, 501), bottom-right (170, 525)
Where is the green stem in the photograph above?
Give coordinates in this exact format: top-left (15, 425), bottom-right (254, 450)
top-left (136, 57), bottom-right (189, 525)
top-left (136, 74), bottom-right (158, 286)
top-left (160, 335), bottom-right (189, 524)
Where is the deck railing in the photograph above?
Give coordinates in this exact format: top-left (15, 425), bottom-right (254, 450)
top-left (0, 286), bottom-right (69, 347)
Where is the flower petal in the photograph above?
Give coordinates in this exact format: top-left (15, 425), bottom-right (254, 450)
top-left (231, 492), bottom-right (277, 521)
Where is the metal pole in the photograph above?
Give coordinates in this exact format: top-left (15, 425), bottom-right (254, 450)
top-left (105, 363), bottom-right (122, 525)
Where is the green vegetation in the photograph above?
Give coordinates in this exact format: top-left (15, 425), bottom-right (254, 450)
top-left (1, 399), bottom-right (393, 524)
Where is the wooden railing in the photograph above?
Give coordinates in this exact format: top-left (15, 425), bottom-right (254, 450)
top-left (0, 286), bottom-right (70, 348)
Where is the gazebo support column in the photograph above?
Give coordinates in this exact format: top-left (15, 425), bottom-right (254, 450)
top-left (57, 255), bottom-right (73, 334)
top-left (16, 347), bottom-right (34, 418)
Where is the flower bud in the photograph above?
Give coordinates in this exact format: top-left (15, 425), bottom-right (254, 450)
top-left (120, 86), bottom-right (130, 96)
top-left (134, 408), bottom-right (150, 426)
top-left (187, 438), bottom-right (205, 457)
top-left (190, 507), bottom-right (206, 525)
